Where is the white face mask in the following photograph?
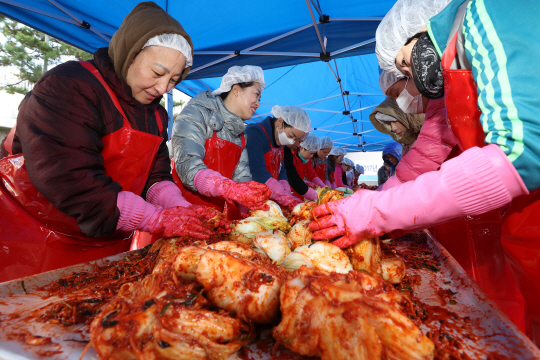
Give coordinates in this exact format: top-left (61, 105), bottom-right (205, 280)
top-left (278, 124), bottom-right (295, 145)
top-left (396, 79), bottom-right (424, 114)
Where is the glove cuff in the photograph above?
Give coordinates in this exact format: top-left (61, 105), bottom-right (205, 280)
top-left (279, 180), bottom-right (292, 194)
top-left (146, 181), bottom-right (190, 208)
top-left (194, 169), bottom-right (230, 198)
top-left (116, 191), bottom-right (161, 232)
top-left (303, 187), bottom-right (318, 201)
top-left (442, 145), bottom-right (528, 215)
top-left (265, 177), bottom-right (286, 194)
top-left (313, 177), bottom-right (325, 188)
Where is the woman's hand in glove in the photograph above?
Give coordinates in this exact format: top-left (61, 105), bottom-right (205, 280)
top-left (270, 191), bottom-right (303, 211)
top-left (308, 190), bottom-right (369, 247)
top-left (149, 206), bottom-right (214, 239)
top-left (188, 204), bottom-right (231, 234)
top-left (223, 181), bottom-right (272, 210)
top-left (194, 169), bottom-right (271, 211)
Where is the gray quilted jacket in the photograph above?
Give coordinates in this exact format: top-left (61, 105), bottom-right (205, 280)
top-left (171, 91), bottom-right (252, 191)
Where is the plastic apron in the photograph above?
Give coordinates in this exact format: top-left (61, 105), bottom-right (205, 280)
top-left (173, 131), bottom-right (245, 221)
top-left (290, 149), bottom-right (306, 199)
top-left (257, 124), bottom-right (284, 180)
top-left (315, 160), bottom-right (327, 182)
top-left (0, 61), bottom-right (163, 282)
top-left (442, 29), bottom-right (538, 336)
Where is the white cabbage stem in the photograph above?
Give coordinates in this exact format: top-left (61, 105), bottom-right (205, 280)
top-left (228, 216), bottom-right (291, 244)
top-left (346, 238), bottom-right (382, 274)
top-left (251, 230), bottom-right (291, 265)
top-left (286, 220), bottom-right (313, 250)
top-left (282, 242), bottom-right (353, 274)
top-left (250, 200), bottom-right (286, 219)
top-left (380, 258), bottom-right (406, 284)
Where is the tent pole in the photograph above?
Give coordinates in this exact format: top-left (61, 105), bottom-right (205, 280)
top-left (0, 0), bottom-right (78, 25)
top-left (331, 17), bottom-right (384, 21)
top-left (190, 23), bottom-right (314, 75)
top-left (46, 0), bottom-right (110, 42)
top-left (350, 104), bottom-right (377, 113)
top-left (332, 38), bottom-right (376, 57)
top-left (308, 0), bottom-right (322, 17)
top-left (305, 0), bottom-right (326, 54)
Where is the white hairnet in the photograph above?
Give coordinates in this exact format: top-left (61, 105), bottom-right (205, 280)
top-left (329, 146), bottom-right (347, 156)
top-left (320, 136), bottom-right (334, 149)
top-left (379, 71), bottom-right (404, 95)
top-left (342, 158), bottom-right (354, 167)
top-left (355, 164), bottom-right (364, 174)
top-left (212, 65), bottom-right (265, 96)
top-left (375, 112), bottom-right (398, 123)
top-left (375, 0), bottom-right (452, 76)
top-left (300, 134), bottom-right (321, 152)
top-left (271, 105), bottom-right (311, 133)
top-left (143, 33), bottom-right (193, 67)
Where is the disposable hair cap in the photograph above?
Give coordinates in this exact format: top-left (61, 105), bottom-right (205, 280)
top-left (271, 105), bottom-right (311, 133)
top-left (212, 65), bottom-right (265, 95)
top-left (329, 146), bottom-right (347, 156)
top-left (143, 33), bottom-right (193, 67)
top-left (300, 134), bottom-right (321, 152)
top-left (375, 0), bottom-right (452, 76)
top-left (320, 136), bottom-right (334, 149)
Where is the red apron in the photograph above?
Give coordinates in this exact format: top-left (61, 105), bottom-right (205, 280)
top-left (173, 131), bottom-right (245, 221)
top-left (291, 149), bottom-right (306, 199)
top-left (0, 61), bottom-right (163, 282)
top-left (315, 159), bottom-right (327, 183)
top-left (257, 124), bottom-right (284, 179)
top-left (443, 31), bottom-right (539, 338)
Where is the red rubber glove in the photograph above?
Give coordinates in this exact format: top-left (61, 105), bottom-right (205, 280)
top-left (223, 181), bottom-right (272, 210)
top-left (116, 191), bottom-right (214, 239)
top-left (188, 204), bottom-right (231, 234)
top-left (270, 191), bottom-right (302, 211)
top-left (194, 169), bottom-right (271, 210)
top-left (148, 206), bottom-right (214, 239)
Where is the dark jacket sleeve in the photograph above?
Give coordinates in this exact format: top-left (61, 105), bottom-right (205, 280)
top-left (245, 124), bottom-right (273, 184)
top-left (16, 71), bottom-right (121, 238)
top-left (142, 106), bottom-right (173, 197)
top-left (283, 147), bottom-right (308, 195)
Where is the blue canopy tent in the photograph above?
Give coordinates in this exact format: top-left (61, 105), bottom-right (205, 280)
top-left (0, 0), bottom-right (397, 151)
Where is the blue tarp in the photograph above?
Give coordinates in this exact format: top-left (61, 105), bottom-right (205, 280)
top-left (0, 0), bottom-right (396, 151)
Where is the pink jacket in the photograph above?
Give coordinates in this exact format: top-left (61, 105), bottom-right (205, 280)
top-left (380, 98), bottom-right (457, 190)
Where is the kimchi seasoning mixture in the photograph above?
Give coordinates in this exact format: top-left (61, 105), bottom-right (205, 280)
top-left (2, 231), bottom-right (523, 360)
top-left (383, 232), bottom-right (514, 360)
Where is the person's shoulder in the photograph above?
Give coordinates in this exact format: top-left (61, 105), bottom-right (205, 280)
top-left (42, 61), bottom-right (99, 83)
top-left (245, 121), bottom-right (265, 135)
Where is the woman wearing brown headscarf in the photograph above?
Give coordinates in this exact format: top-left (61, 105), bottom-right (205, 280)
top-left (0, 2), bottom-right (218, 282)
top-left (369, 97), bottom-right (424, 155)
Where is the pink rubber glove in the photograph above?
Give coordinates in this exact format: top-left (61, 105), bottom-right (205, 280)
top-left (194, 169), bottom-right (271, 210)
top-left (324, 180), bottom-right (333, 188)
top-left (303, 187), bottom-right (318, 201)
top-left (309, 145), bottom-right (528, 248)
top-left (377, 175), bottom-right (402, 191)
top-left (312, 177), bottom-right (326, 188)
top-left (146, 180), bottom-right (190, 208)
top-left (270, 191), bottom-right (303, 211)
top-left (116, 191), bottom-right (213, 239)
top-left (265, 177), bottom-right (287, 194)
top-left (279, 179), bottom-right (292, 194)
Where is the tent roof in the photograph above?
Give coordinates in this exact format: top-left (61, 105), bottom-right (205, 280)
top-left (180, 54), bottom-right (389, 152)
top-left (0, 0), bottom-right (398, 151)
